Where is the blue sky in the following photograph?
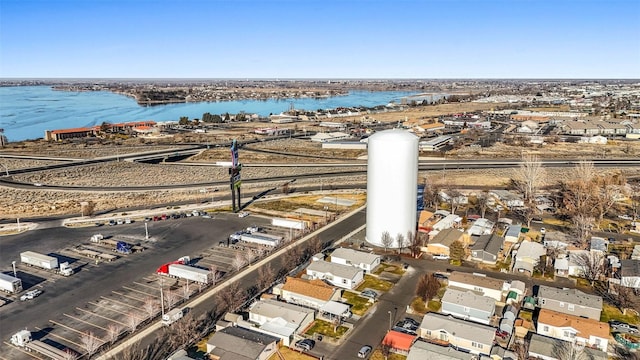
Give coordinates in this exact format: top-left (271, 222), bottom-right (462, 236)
top-left (1, 0), bottom-right (639, 78)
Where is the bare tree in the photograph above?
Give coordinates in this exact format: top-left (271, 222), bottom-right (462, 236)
top-left (512, 342), bottom-right (529, 360)
top-left (594, 176), bottom-right (623, 226)
top-left (257, 263), bottom-right (275, 290)
top-left (308, 236), bottom-right (323, 255)
top-left (61, 350), bottom-right (79, 360)
top-left (244, 250), bottom-right (256, 266)
top-left (446, 187), bottom-right (464, 214)
top-left (381, 231), bottom-right (393, 253)
top-left (126, 312), bottom-right (142, 333)
top-left (552, 339), bottom-right (588, 360)
top-left (142, 297), bottom-right (160, 319)
top-left (395, 233), bottom-right (405, 254)
top-left (218, 282), bottom-right (246, 312)
top-left (574, 251), bottom-right (605, 285)
top-left (512, 153), bottom-right (546, 204)
top-left (409, 231), bottom-right (424, 258)
top-left (416, 273), bottom-right (441, 302)
top-left (164, 290), bottom-right (180, 310)
top-left (475, 191), bottom-right (490, 218)
top-left (80, 331), bottom-right (102, 359)
top-left (181, 283), bottom-right (191, 301)
top-left (282, 245), bottom-right (303, 272)
top-left (232, 252), bottom-right (246, 272)
top-left (209, 264), bottom-right (219, 285)
top-left (573, 214), bottom-right (595, 247)
top-left (106, 323), bottom-right (123, 345)
top-left (166, 313), bottom-right (198, 350)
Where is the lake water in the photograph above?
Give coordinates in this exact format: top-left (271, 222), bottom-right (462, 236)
top-left (0, 86), bottom-right (421, 141)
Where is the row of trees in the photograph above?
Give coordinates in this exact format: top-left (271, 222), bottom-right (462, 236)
top-left (379, 230), bottom-right (425, 258)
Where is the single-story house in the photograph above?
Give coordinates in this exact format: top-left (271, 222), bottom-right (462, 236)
top-left (441, 288), bottom-right (496, 324)
top-left (512, 241), bottom-right (545, 274)
top-left (620, 259), bottom-right (640, 289)
top-left (306, 260), bottom-right (364, 290)
top-left (489, 190), bottom-right (524, 208)
top-left (432, 214), bottom-right (462, 231)
top-left (247, 299), bottom-right (315, 346)
top-left (536, 309), bottom-right (609, 352)
top-left (528, 333), bottom-right (607, 360)
top-left (419, 313), bottom-right (496, 356)
top-left (275, 277), bottom-right (342, 310)
top-left (381, 330), bottom-right (417, 355)
top-left (467, 218), bottom-right (495, 236)
top-left (448, 272), bottom-right (507, 302)
top-left (329, 248), bottom-right (381, 273)
top-left (536, 285), bottom-right (602, 320)
top-left (470, 233), bottom-right (504, 265)
top-left (504, 224), bottom-right (522, 243)
top-left (426, 228), bottom-right (465, 257)
top-left (407, 340), bottom-right (476, 360)
top-left (206, 326), bottom-right (278, 360)
top-left (543, 231), bottom-right (572, 249)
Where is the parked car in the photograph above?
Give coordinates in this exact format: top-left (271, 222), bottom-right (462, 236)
top-left (108, 220), bottom-right (116, 226)
top-left (610, 320), bottom-right (639, 333)
top-left (540, 227), bottom-right (546, 234)
top-left (358, 345), bottom-right (372, 358)
top-left (238, 211), bottom-right (250, 218)
top-left (433, 254), bottom-right (450, 260)
top-left (295, 339), bottom-right (315, 351)
top-left (20, 289), bottom-right (42, 301)
top-left (361, 289), bottom-right (378, 299)
top-left (402, 317), bottom-right (420, 329)
top-left (433, 272), bottom-right (448, 280)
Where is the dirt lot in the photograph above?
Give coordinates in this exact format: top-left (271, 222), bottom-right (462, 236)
top-left (450, 140), bottom-right (640, 159)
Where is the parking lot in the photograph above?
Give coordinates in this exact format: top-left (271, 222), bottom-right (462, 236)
top-left (0, 212), bottom-right (286, 360)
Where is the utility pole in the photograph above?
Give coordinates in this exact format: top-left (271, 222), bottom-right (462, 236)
top-left (12, 261), bottom-right (17, 278)
top-left (159, 276), bottom-right (165, 317)
top-left (145, 222), bottom-right (149, 240)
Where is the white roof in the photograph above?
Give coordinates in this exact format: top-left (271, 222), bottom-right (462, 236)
top-left (420, 313), bottom-right (496, 344)
top-left (307, 260), bottom-right (363, 280)
top-left (320, 300), bottom-right (350, 316)
top-left (331, 248), bottom-right (380, 265)
top-left (249, 299), bottom-right (314, 325)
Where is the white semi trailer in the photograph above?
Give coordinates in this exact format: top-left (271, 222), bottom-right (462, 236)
top-left (0, 273), bottom-right (22, 293)
top-left (168, 264), bottom-right (212, 284)
top-left (20, 251), bottom-right (58, 270)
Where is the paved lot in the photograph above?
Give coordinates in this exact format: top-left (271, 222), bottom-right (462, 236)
top-left (0, 213), bottom-right (276, 359)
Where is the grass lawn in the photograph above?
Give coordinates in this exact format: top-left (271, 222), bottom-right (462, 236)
top-left (600, 302), bottom-right (640, 325)
top-left (370, 349), bottom-right (407, 360)
top-left (411, 297), bottom-right (427, 315)
top-left (342, 291), bottom-right (374, 316)
top-left (356, 275), bottom-right (394, 292)
top-left (373, 263), bottom-right (406, 276)
top-left (269, 347), bottom-right (317, 360)
top-left (305, 319), bottom-right (349, 339)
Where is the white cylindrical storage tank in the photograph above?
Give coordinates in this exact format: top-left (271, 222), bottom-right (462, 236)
top-left (366, 129), bottom-right (418, 248)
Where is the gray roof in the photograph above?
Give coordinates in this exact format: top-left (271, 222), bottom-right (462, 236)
top-left (590, 237), bottom-right (608, 252)
top-left (429, 228), bottom-right (464, 247)
top-left (621, 259), bottom-right (640, 277)
top-left (442, 288), bottom-right (495, 313)
top-left (448, 272), bottom-right (505, 291)
top-left (307, 260), bottom-right (363, 280)
top-left (249, 299), bottom-right (314, 324)
top-left (207, 327), bottom-right (278, 360)
top-left (471, 233), bottom-right (504, 256)
top-left (504, 225), bottom-right (521, 239)
top-left (407, 340), bottom-right (475, 360)
top-left (537, 285), bottom-right (603, 309)
top-left (528, 333), bottom-right (607, 360)
top-left (330, 248), bottom-right (380, 265)
top-left (420, 313), bottom-right (495, 345)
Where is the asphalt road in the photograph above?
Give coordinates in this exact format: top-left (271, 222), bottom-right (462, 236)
top-left (0, 213), bottom-right (271, 343)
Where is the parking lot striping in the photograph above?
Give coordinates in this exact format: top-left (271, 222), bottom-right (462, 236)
top-left (75, 307), bottom-right (128, 327)
top-left (36, 325), bottom-right (83, 350)
top-left (132, 281), bottom-right (162, 291)
top-left (47, 321), bottom-right (94, 348)
top-left (87, 302), bottom-right (133, 318)
top-left (110, 291), bottom-right (147, 303)
top-left (63, 312), bottom-right (109, 332)
top-left (1, 342), bottom-right (43, 360)
top-left (97, 297), bottom-right (140, 311)
top-left (121, 285), bottom-right (159, 297)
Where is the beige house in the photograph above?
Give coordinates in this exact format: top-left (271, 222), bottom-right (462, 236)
top-left (426, 228), bottom-right (466, 256)
top-left (536, 309), bottom-right (609, 352)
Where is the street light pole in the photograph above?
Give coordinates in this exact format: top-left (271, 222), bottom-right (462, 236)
top-left (145, 222), bottom-right (149, 240)
top-left (12, 261), bottom-right (17, 278)
top-left (159, 276), bottom-right (165, 317)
